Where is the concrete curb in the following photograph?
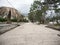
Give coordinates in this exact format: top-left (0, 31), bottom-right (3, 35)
top-left (0, 24), bottom-right (20, 35)
top-left (46, 25), bottom-right (60, 31)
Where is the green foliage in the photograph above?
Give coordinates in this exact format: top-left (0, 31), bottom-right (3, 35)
top-left (28, 12), bottom-right (35, 22)
top-left (0, 17), bottom-right (7, 22)
top-left (19, 19), bottom-right (28, 22)
top-left (28, 0), bottom-right (48, 23)
top-left (46, 15), bottom-right (60, 25)
top-left (42, 5), bottom-right (48, 12)
top-left (35, 10), bottom-right (42, 21)
top-left (44, 0), bottom-right (60, 24)
top-left (22, 19), bottom-right (28, 22)
top-left (45, 0), bottom-right (60, 4)
top-left (11, 18), bottom-right (28, 22)
top-left (11, 18), bottom-right (17, 22)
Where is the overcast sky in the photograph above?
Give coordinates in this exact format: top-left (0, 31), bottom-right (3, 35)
top-left (0, 0), bottom-right (34, 14)
top-left (0, 0), bottom-right (56, 16)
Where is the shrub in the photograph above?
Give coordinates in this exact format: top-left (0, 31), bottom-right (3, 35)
top-left (23, 19), bottom-right (28, 22)
top-left (19, 19), bottom-right (28, 22)
top-left (11, 18), bottom-right (17, 22)
top-left (0, 17), bottom-right (7, 22)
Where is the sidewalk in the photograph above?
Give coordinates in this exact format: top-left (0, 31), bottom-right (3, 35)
top-left (0, 23), bottom-right (60, 45)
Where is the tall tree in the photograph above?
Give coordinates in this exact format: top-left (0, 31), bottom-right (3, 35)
top-left (45, 0), bottom-right (60, 24)
top-left (28, 0), bottom-right (48, 23)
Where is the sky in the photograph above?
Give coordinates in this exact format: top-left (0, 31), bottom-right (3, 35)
top-left (0, 0), bottom-right (57, 16)
top-left (0, 0), bottom-right (34, 14)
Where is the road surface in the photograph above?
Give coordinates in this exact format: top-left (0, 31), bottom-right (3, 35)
top-left (0, 23), bottom-right (60, 45)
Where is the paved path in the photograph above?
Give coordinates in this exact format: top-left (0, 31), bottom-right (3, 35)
top-left (0, 24), bottom-right (18, 34)
top-left (0, 23), bottom-right (60, 45)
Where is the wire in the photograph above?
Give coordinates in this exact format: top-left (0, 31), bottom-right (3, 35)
top-left (7, 0), bottom-right (15, 8)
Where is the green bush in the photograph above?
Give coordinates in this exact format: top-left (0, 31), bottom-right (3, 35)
top-left (0, 17), bottom-right (28, 22)
top-left (54, 24), bottom-right (60, 26)
top-left (11, 18), bottom-right (17, 22)
top-left (23, 19), bottom-right (28, 22)
top-left (0, 17), bottom-right (7, 22)
top-left (19, 19), bottom-right (28, 22)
